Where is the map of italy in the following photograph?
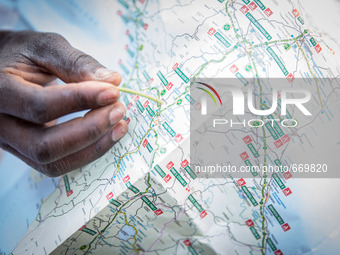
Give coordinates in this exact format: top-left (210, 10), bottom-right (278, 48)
top-left (9, 0), bottom-right (340, 254)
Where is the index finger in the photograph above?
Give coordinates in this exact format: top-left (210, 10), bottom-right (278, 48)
top-left (0, 75), bottom-right (120, 124)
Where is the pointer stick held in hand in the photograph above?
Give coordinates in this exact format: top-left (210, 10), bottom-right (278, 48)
top-left (117, 87), bottom-right (164, 105)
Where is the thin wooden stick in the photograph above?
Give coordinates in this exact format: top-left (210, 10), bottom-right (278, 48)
top-left (118, 87), bottom-right (163, 105)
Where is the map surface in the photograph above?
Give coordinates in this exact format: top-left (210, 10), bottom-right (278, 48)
top-left (1, 0), bottom-right (340, 254)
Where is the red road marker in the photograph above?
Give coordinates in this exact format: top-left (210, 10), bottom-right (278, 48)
top-left (282, 134), bottom-right (290, 144)
top-left (230, 64), bottom-right (239, 74)
top-left (173, 63), bottom-right (179, 70)
top-left (274, 139), bottom-right (284, 148)
top-left (283, 171), bottom-right (292, 180)
top-left (237, 178), bottom-right (246, 187)
top-left (181, 159), bottom-right (189, 168)
top-left (274, 250), bottom-right (283, 255)
top-left (143, 139), bottom-right (148, 148)
top-left (315, 44), bottom-right (322, 53)
top-left (123, 175), bottom-right (130, 183)
top-left (164, 174), bottom-right (172, 183)
top-left (281, 223), bottom-right (291, 232)
top-left (246, 219), bottom-right (254, 227)
top-left (200, 210), bottom-right (207, 219)
top-left (183, 239), bottom-right (192, 247)
top-left (240, 5), bottom-right (249, 14)
top-left (264, 8), bottom-right (273, 17)
top-left (240, 152), bottom-right (249, 161)
top-left (166, 82), bottom-right (173, 91)
top-left (286, 73), bottom-right (294, 83)
top-left (67, 190), bottom-right (73, 197)
top-left (243, 135), bottom-right (252, 144)
top-left (208, 27), bottom-right (216, 36)
top-left (106, 192), bottom-right (114, 200)
top-left (154, 209), bottom-right (163, 216)
top-left (143, 100), bottom-right (149, 108)
top-left (292, 9), bottom-right (300, 17)
top-left (249, 2), bottom-right (257, 11)
top-left (283, 187), bottom-right (292, 196)
top-left (175, 134), bottom-right (183, 143)
top-left (166, 161), bottom-right (174, 170)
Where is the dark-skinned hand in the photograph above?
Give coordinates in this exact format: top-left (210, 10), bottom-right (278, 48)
top-left (0, 31), bottom-right (128, 177)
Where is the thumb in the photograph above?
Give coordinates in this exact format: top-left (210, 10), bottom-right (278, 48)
top-left (26, 32), bottom-right (122, 85)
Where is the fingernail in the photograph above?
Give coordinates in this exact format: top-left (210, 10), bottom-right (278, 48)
top-left (95, 68), bottom-right (120, 79)
top-left (97, 88), bottom-right (118, 105)
top-left (109, 107), bottom-right (125, 125)
top-left (112, 125), bottom-right (127, 141)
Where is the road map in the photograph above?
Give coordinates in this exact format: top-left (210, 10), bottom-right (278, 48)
top-left (4, 0), bottom-right (340, 254)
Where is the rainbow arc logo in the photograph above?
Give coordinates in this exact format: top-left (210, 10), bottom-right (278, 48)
top-left (196, 82), bottom-right (222, 115)
top-left (196, 82), bottom-right (222, 106)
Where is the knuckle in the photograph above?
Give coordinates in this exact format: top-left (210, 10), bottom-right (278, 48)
top-left (87, 125), bottom-right (103, 140)
top-left (31, 139), bottom-right (53, 164)
top-left (40, 164), bottom-right (61, 177)
top-left (26, 96), bottom-right (48, 123)
top-left (93, 139), bottom-right (112, 158)
top-left (41, 159), bottom-right (73, 177)
top-left (37, 164), bottom-right (59, 177)
top-left (36, 164), bottom-right (51, 176)
top-left (94, 142), bottom-right (107, 155)
top-left (70, 53), bottom-right (98, 80)
top-left (73, 85), bottom-right (91, 109)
